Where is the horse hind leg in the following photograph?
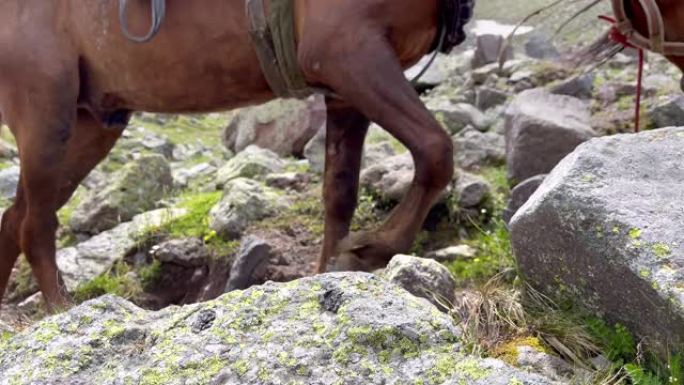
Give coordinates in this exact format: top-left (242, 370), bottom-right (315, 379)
top-left (301, 29), bottom-right (454, 272)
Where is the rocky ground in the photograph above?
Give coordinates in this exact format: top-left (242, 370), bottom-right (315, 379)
top-left (2, 3), bottom-right (684, 385)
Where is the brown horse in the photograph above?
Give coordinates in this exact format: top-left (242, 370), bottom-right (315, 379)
top-left (0, 0), bottom-right (473, 311)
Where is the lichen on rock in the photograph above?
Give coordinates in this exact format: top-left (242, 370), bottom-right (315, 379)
top-left (0, 273), bottom-right (557, 385)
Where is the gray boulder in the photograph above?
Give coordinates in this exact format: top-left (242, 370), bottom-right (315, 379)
top-left (150, 238), bottom-right (211, 268)
top-left (303, 125), bottom-right (326, 174)
top-left (224, 237), bottom-right (274, 291)
top-left (0, 166), bottom-right (19, 200)
top-left (453, 127), bottom-right (506, 170)
top-left (172, 162), bottom-right (217, 188)
top-left (454, 172), bottom-right (491, 208)
top-left (428, 100), bottom-right (489, 133)
top-left (505, 89), bottom-right (595, 183)
top-left (503, 174), bottom-right (546, 224)
top-left (222, 96), bottom-right (326, 157)
top-left (385, 254), bottom-right (457, 312)
top-left (0, 140), bottom-right (17, 159)
top-left (215, 145), bottom-right (285, 188)
top-left (511, 128), bottom-right (684, 357)
top-left (209, 178), bottom-right (286, 239)
top-left (360, 152), bottom-right (414, 202)
top-left (475, 87), bottom-right (510, 111)
top-left (472, 34), bottom-right (513, 69)
top-left (425, 245), bottom-right (477, 263)
top-left (57, 208), bottom-right (188, 290)
top-left (0, 273), bottom-right (559, 385)
top-left (69, 154), bottom-right (173, 234)
top-left (648, 95), bottom-right (684, 128)
top-left (524, 34), bottom-right (560, 59)
top-left (549, 74), bottom-right (595, 100)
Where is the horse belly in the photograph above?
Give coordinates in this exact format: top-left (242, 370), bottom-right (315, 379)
top-left (69, 0), bottom-right (274, 113)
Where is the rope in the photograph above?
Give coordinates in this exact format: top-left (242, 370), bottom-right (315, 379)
top-left (119, 0), bottom-right (166, 44)
top-left (599, 15), bottom-right (645, 133)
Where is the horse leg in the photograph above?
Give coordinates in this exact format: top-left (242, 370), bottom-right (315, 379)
top-left (0, 185), bottom-right (26, 309)
top-left (5, 69), bottom-right (80, 312)
top-left (317, 99), bottom-right (369, 273)
top-left (301, 33), bottom-right (454, 271)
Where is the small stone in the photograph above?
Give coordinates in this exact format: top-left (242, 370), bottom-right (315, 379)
top-left (191, 309), bottom-right (217, 333)
top-left (224, 237), bottom-right (274, 292)
top-left (385, 254), bottom-right (457, 312)
top-left (215, 145), bottom-right (285, 188)
top-left (425, 245), bottom-right (477, 262)
top-left (151, 238), bottom-right (211, 268)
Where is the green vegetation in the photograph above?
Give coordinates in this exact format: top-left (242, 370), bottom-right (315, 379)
top-left (132, 113), bottom-right (228, 149)
top-left (140, 191), bottom-right (239, 258)
top-left (441, 165), bottom-right (682, 384)
top-left (73, 262), bottom-right (141, 303)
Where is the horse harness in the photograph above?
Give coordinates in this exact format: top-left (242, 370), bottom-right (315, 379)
top-left (610, 0), bottom-right (684, 56)
top-left (119, 0), bottom-right (474, 99)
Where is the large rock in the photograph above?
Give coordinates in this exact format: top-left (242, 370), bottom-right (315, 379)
top-left (524, 34), bottom-right (560, 59)
top-left (209, 178), bottom-right (287, 239)
top-left (222, 96), bottom-right (326, 157)
top-left (452, 127), bottom-right (506, 170)
top-left (472, 34), bottom-right (514, 69)
top-left (505, 89), bottom-right (595, 183)
top-left (69, 154), bottom-right (173, 234)
top-left (303, 125), bottom-right (326, 173)
top-left (224, 237), bottom-right (275, 291)
top-left (503, 174), bottom-right (546, 224)
top-left (511, 128), bottom-right (684, 357)
top-left (360, 152), bottom-right (414, 202)
top-left (0, 140), bottom-right (17, 159)
top-left (57, 208), bottom-right (188, 290)
top-left (648, 95), bottom-right (684, 128)
top-left (427, 100), bottom-right (489, 134)
top-left (0, 273), bottom-right (558, 385)
top-left (385, 254), bottom-right (457, 311)
top-left (215, 145), bottom-right (285, 188)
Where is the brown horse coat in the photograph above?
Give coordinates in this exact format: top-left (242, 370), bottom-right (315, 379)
top-left (0, 0), bottom-right (461, 311)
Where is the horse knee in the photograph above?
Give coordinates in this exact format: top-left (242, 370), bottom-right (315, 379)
top-left (414, 131), bottom-right (454, 188)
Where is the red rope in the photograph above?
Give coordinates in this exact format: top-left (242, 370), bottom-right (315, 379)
top-left (599, 15), bottom-right (644, 132)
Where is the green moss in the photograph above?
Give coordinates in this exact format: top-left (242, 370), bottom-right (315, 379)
top-left (259, 188), bottom-right (325, 237)
top-left (138, 260), bottom-right (163, 289)
top-left (493, 337), bottom-right (548, 366)
top-left (232, 359), bottom-right (249, 377)
top-left (651, 243), bottom-right (672, 259)
top-left (8, 256), bottom-right (36, 300)
top-left (140, 191), bottom-right (238, 259)
top-left (446, 218), bottom-right (514, 285)
top-left (73, 262), bottom-right (142, 303)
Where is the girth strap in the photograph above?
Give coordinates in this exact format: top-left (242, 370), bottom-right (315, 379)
top-left (246, 0), bottom-right (323, 99)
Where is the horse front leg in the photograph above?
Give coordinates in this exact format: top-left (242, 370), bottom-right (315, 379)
top-left (317, 99), bottom-right (369, 273)
top-left (300, 29), bottom-right (454, 272)
top-left (2, 60), bottom-right (80, 312)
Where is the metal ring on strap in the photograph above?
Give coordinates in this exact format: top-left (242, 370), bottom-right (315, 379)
top-left (119, 0), bottom-right (166, 44)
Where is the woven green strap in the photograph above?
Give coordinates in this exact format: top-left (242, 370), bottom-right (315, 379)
top-left (268, 0), bottom-right (312, 98)
top-left (247, 0), bottom-right (322, 99)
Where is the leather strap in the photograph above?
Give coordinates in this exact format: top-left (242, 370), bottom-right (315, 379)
top-left (611, 0), bottom-right (684, 56)
top-left (246, 0), bottom-right (326, 98)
